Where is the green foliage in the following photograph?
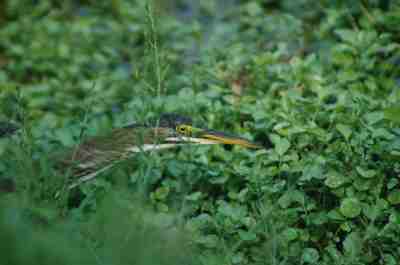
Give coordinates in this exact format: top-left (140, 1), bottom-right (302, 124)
top-left (1, 0), bottom-right (400, 264)
top-left (0, 194), bottom-right (198, 265)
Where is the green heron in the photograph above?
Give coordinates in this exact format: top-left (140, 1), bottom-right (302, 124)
top-left (58, 113), bottom-right (262, 189)
top-left (1, 114), bottom-right (262, 193)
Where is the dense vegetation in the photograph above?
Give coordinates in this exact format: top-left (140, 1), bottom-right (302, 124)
top-left (0, 1), bottom-right (399, 264)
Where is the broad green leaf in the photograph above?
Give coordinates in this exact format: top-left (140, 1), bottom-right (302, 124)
top-left (325, 173), bottom-right (347, 188)
top-left (278, 190), bottom-right (305, 208)
top-left (383, 254), bottom-right (397, 265)
top-left (356, 167), bottom-right (376, 179)
top-left (301, 248), bottom-right (319, 263)
top-left (384, 106), bottom-right (400, 124)
top-left (273, 122), bottom-right (291, 131)
top-left (364, 111), bottom-right (384, 125)
top-left (231, 253), bottom-right (245, 264)
top-left (388, 189), bottom-right (400, 205)
top-left (153, 187), bottom-right (170, 200)
top-left (282, 228), bottom-right (299, 241)
top-left (156, 202), bottom-right (169, 212)
top-left (325, 244), bottom-right (341, 263)
top-left (196, 234), bottom-right (219, 248)
top-left (209, 175), bottom-right (229, 184)
top-left (186, 192), bottom-right (203, 201)
top-left (343, 232), bottom-right (362, 257)
top-left (340, 198), bottom-right (361, 218)
top-left (238, 230), bottom-right (257, 241)
top-left (353, 178), bottom-right (371, 191)
top-left (336, 124), bottom-right (352, 141)
top-left (387, 178), bottom-right (398, 190)
top-left (340, 222), bottom-right (352, 232)
top-left (272, 135), bottom-right (291, 156)
top-left (363, 199), bottom-right (388, 220)
top-left (245, 2), bottom-right (263, 16)
top-left (308, 212), bottom-right (328, 225)
top-left (217, 202), bottom-right (247, 221)
top-left (372, 128), bottom-right (394, 139)
top-left (335, 29), bottom-right (358, 44)
top-left (341, 70), bottom-right (361, 83)
top-left (301, 163), bottom-right (323, 181)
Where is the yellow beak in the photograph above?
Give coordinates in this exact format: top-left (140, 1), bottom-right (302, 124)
top-left (165, 127), bottom-right (262, 149)
top-left (198, 130), bottom-right (262, 149)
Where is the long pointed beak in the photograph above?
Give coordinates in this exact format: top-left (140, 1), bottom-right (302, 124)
top-left (198, 129), bottom-right (262, 149)
top-left (166, 128), bottom-right (262, 149)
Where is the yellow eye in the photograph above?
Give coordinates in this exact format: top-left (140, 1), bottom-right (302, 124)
top-left (176, 125), bottom-right (192, 136)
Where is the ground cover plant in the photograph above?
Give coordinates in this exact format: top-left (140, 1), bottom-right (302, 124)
top-left (0, 0), bottom-right (399, 264)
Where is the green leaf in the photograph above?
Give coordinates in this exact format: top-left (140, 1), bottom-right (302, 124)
top-left (363, 199), bottom-right (388, 220)
top-left (387, 178), bottom-right (398, 190)
top-left (353, 178), bottom-right (371, 191)
top-left (328, 209), bottom-right (346, 221)
top-left (301, 162), bottom-right (324, 181)
top-left (336, 124), bottom-right (352, 141)
top-left (146, 168), bottom-right (163, 184)
top-left (196, 234), bottom-right (219, 248)
top-left (271, 135), bottom-right (291, 156)
top-left (209, 175), bottom-right (229, 184)
top-left (325, 173), bottom-right (347, 188)
top-left (388, 189), bottom-right (400, 205)
top-left (245, 2), bottom-right (263, 16)
top-left (364, 111), bottom-right (384, 125)
top-left (301, 248), bottom-right (319, 264)
top-left (153, 187), bottom-right (170, 200)
top-left (308, 212), bottom-right (329, 225)
top-left (384, 106), bottom-right (400, 124)
top-left (335, 29), bottom-right (358, 44)
top-left (372, 128), bottom-right (394, 140)
top-left (282, 228), bottom-right (299, 241)
top-left (343, 232), bottom-right (362, 257)
top-left (278, 190), bottom-right (305, 208)
top-left (356, 167), bottom-right (376, 179)
top-left (340, 222), bottom-right (352, 232)
top-left (217, 202), bottom-right (247, 221)
top-left (383, 254), bottom-right (397, 265)
top-left (340, 198), bottom-right (361, 218)
top-left (238, 230), bottom-right (257, 242)
top-left (231, 253), bottom-right (245, 264)
top-left (156, 202), bottom-right (169, 212)
top-left (186, 191), bottom-right (203, 201)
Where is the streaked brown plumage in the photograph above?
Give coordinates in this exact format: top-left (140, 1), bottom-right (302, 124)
top-left (57, 127), bottom-right (172, 187)
top-left (1, 113), bottom-right (263, 192)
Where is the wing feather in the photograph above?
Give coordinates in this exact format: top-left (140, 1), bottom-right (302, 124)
top-left (57, 127), bottom-right (170, 182)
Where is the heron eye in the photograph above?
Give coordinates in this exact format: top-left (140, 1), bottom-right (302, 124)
top-left (176, 125), bottom-right (191, 136)
top-left (176, 125), bottom-right (185, 134)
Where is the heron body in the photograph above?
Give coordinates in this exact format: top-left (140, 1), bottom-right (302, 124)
top-left (58, 127), bottom-right (181, 188)
top-left (2, 113), bottom-right (262, 192)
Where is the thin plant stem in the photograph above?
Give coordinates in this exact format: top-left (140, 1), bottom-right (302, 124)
top-left (146, 1), bottom-right (163, 98)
